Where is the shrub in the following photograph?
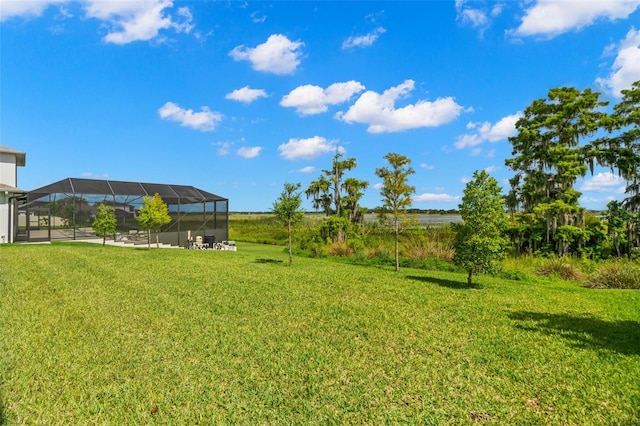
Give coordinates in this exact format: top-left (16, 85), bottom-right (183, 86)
top-left (535, 257), bottom-right (584, 281)
top-left (327, 241), bottom-right (354, 257)
top-left (586, 261), bottom-right (640, 289)
top-left (364, 246), bottom-right (394, 266)
top-left (401, 233), bottom-right (454, 262)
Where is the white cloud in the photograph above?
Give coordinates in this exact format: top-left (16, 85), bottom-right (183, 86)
top-left (512, 0), bottom-right (640, 38)
top-left (278, 136), bottom-right (339, 160)
top-left (237, 146), bottom-right (262, 159)
top-left (484, 165), bottom-right (498, 173)
top-left (580, 195), bottom-right (618, 204)
top-left (596, 28), bottom-right (640, 97)
top-left (280, 81), bottom-right (365, 115)
top-left (296, 166), bottom-right (316, 173)
top-left (459, 8), bottom-right (488, 29)
top-left (0, 0), bottom-right (70, 21)
top-left (455, 0), bottom-right (502, 34)
top-left (84, 0), bottom-right (193, 44)
top-left (455, 112), bottom-right (522, 149)
top-left (336, 80), bottom-right (463, 133)
top-left (1, 0), bottom-right (194, 44)
top-left (81, 171), bottom-right (109, 178)
top-left (342, 27), bottom-right (386, 49)
top-left (461, 176), bottom-right (471, 184)
top-left (420, 163), bottom-right (435, 170)
top-left (580, 172), bottom-right (627, 192)
top-left (250, 11), bottom-right (266, 23)
top-left (230, 34), bottom-right (303, 75)
top-left (158, 101), bottom-right (222, 132)
top-left (413, 193), bottom-right (461, 202)
top-left (226, 86), bottom-right (268, 104)
top-left (214, 141), bottom-right (234, 156)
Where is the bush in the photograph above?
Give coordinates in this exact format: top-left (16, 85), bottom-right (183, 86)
top-left (586, 261), bottom-right (640, 289)
top-left (401, 233), bottom-right (454, 262)
top-left (535, 257), bottom-right (584, 281)
top-left (327, 241), bottom-right (354, 257)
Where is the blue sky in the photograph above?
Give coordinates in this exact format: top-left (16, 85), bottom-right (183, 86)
top-left (2, 1), bottom-right (639, 212)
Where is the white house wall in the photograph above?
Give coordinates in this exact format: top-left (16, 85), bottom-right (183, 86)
top-left (0, 153), bottom-right (18, 188)
top-left (0, 192), bottom-right (8, 243)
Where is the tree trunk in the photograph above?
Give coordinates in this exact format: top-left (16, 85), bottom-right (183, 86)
top-left (156, 229), bottom-right (160, 248)
top-left (394, 218), bottom-right (399, 271)
top-left (147, 229), bottom-right (151, 249)
top-left (467, 269), bottom-right (473, 286)
top-left (288, 221), bottom-right (293, 266)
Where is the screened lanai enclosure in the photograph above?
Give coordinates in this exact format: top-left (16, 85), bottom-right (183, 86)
top-left (18, 178), bottom-right (228, 247)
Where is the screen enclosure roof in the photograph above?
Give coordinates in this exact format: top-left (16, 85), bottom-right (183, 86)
top-left (27, 177), bottom-right (227, 205)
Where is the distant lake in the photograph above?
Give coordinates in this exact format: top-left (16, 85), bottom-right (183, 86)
top-left (364, 214), bottom-right (462, 224)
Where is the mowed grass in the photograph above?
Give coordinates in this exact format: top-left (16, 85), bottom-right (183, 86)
top-left (1, 243), bottom-right (639, 425)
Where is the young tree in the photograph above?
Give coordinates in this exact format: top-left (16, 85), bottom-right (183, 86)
top-left (453, 170), bottom-right (509, 286)
top-left (272, 182), bottom-right (305, 266)
top-left (92, 203), bottom-right (117, 246)
top-left (375, 152), bottom-right (415, 271)
top-left (137, 193), bottom-right (172, 249)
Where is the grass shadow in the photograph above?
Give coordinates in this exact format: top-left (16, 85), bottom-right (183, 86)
top-left (508, 311), bottom-right (640, 355)
top-left (406, 275), bottom-right (482, 290)
top-left (254, 258), bottom-right (284, 264)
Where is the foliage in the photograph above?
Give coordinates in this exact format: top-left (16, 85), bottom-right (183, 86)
top-left (504, 81), bottom-right (640, 258)
top-left (589, 81), bottom-right (640, 211)
top-left (305, 152), bottom-right (368, 242)
top-left (92, 203), bottom-right (117, 245)
top-left (453, 170), bottom-right (509, 285)
top-left (327, 241), bottom-right (354, 257)
top-left (535, 257), bottom-right (584, 281)
top-left (272, 182), bottom-right (305, 266)
top-left (401, 230), bottom-right (455, 262)
top-left (136, 193), bottom-right (172, 249)
top-left (375, 152), bottom-right (416, 271)
top-left (585, 260), bottom-right (640, 289)
top-left (505, 86), bottom-right (603, 256)
top-left (2, 243), bottom-right (640, 424)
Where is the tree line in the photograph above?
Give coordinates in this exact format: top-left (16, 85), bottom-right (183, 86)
top-left (274, 81), bottom-right (640, 277)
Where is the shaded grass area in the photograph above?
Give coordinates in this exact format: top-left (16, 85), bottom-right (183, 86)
top-left (1, 242), bottom-right (639, 424)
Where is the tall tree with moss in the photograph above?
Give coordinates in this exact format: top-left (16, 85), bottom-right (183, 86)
top-left (137, 193), bottom-right (172, 249)
top-left (272, 182), bottom-right (305, 266)
top-left (92, 203), bottom-right (117, 246)
top-left (306, 152), bottom-right (368, 242)
top-left (375, 153), bottom-right (415, 271)
top-left (453, 170), bottom-right (509, 286)
top-left (505, 86), bottom-right (608, 255)
top-left (589, 80), bottom-right (640, 211)
top-left (306, 152), bottom-right (364, 217)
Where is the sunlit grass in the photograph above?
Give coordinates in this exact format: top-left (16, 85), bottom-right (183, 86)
top-left (1, 242), bottom-right (639, 424)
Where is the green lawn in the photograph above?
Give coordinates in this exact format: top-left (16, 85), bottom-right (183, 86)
top-left (1, 242), bottom-right (639, 424)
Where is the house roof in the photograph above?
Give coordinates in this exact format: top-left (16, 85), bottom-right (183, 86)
top-left (27, 177), bottom-right (227, 205)
top-left (0, 183), bottom-right (26, 193)
top-left (0, 146), bottom-right (26, 167)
